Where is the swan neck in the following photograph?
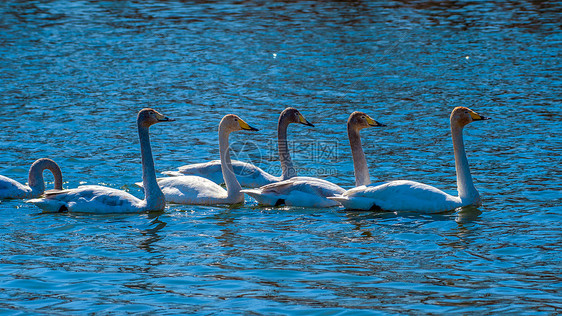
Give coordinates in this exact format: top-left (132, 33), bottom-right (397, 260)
top-left (219, 126), bottom-right (243, 202)
top-left (451, 124), bottom-right (479, 202)
top-left (28, 158), bottom-right (63, 194)
top-left (348, 126), bottom-right (371, 186)
top-left (278, 116), bottom-right (296, 180)
top-left (138, 122), bottom-right (165, 209)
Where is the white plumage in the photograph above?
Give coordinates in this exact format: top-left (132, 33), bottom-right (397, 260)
top-left (242, 176), bottom-right (346, 208)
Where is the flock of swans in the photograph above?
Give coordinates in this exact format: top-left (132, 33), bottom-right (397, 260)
top-left (0, 106), bottom-right (490, 214)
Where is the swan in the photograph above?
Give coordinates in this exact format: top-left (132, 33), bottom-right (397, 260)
top-left (162, 107), bottom-right (314, 188)
top-left (328, 106), bottom-right (490, 213)
top-left (0, 158), bottom-right (63, 199)
top-left (28, 108), bottom-right (173, 213)
top-left (141, 114), bottom-right (258, 205)
top-left (240, 111), bottom-right (385, 208)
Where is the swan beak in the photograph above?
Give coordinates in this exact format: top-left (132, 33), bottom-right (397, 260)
top-left (469, 111), bottom-right (490, 121)
top-left (155, 112), bottom-right (175, 122)
top-left (238, 119), bottom-right (259, 131)
top-left (366, 116), bottom-right (386, 127)
top-left (298, 114), bottom-right (315, 127)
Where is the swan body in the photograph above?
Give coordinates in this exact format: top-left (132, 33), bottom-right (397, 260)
top-left (162, 107), bottom-right (314, 187)
top-left (28, 108), bottom-right (173, 213)
top-left (0, 158), bottom-right (63, 199)
top-left (29, 185), bottom-right (160, 214)
top-left (242, 176), bottom-right (346, 208)
top-left (329, 107), bottom-right (490, 213)
top-left (140, 114), bottom-right (259, 205)
top-left (330, 180), bottom-right (461, 212)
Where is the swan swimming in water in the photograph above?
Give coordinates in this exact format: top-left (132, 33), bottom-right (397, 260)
top-left (0, 158), bottom-right (63, 199)
top-left (328, 107), bottom-right (490, 213)
top-left (28, 108), bottom-right (173, 213)
top-left (241, 111), bottom-right (385, 208)
top-left (140, 115), bottom-right (259, 205)
top-left (162, 107), bottom-right (314, 188)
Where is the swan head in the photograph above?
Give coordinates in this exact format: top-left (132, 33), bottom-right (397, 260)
top-left (281, 107), bottom-right (314, 127)
top-left (348, 111), bottom-right (385, 131)
top-left (220, 114), bottom-right (259, 133)
top-left (451, 107), bottom-right (490, 127)
top-left (137, 108), bottom-right (174, 128)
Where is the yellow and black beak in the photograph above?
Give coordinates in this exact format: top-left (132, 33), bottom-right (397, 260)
top-left (298, 113), bottom-right (315, 127)
top-left (366, 116), bottom-right (386, 127)
top-left (155, 112), bottom-right (175, 122)
top-left (469, 110), bottom-right (490, 121)
top-left (238, 118), bottom-right (259, 131)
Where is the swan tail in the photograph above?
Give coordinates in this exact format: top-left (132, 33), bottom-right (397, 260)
top-left (241, 189), bottom-right (282, 206)
top-left (240, 189), bottom-right (260, 199)
top-left (28, 198), bottom-right (67, 213)
top-left (327, 195), bottom-right (377, 210)
top-left (327, 195), bottom-right (349, 203)
top-left (161, 171), bottom-right (183, 177)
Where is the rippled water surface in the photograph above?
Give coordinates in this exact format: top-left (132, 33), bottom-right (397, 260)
top-left (1, 0), bottom-right (561, 314)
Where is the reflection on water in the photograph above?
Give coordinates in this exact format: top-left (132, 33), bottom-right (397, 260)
top-left (1, 0), bottom-right (561, 314)
top-left (138, 214), bottom-right (167, 253)
top-left (454, 204), bottom-right (482, 224)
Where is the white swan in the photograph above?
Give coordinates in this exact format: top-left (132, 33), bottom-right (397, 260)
top-left (240, 112), bottom-right (385, 208)
top-left (240, 111), bottom-right (385, 208)
top-left (0, 158), bottom-right (63, 199)
top-left (328, 107), bottom-right (490, 213)
top-left (162, 107), bottom-right (314, 188)
top-left (28, 108), bottom-right (173, 213)
top-left (142, 115), bottom-right (258, 205)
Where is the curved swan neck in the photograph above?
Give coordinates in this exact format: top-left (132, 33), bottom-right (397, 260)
top-left (451, 123), bottom-right (479, 202)
top-left (138, 122), bottom-right (165, 209)
top-left (348, 125), bottom-right (371, 186)
top-left (28, 158), bottom-right (63, 193)
top-left (219, 125), bottom-right (243, 201)
top-left (278, 113), bottom-right (296, 180)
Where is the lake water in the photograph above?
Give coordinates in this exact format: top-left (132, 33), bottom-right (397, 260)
top-left (1, 0), bottom-right (561, 314)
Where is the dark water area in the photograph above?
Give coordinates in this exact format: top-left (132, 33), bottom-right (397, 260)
top-left (0, 1), bottom-right (561, 314)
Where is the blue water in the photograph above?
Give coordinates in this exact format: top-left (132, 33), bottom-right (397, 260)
top-left (1, 0), bottom-right (561, 314)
